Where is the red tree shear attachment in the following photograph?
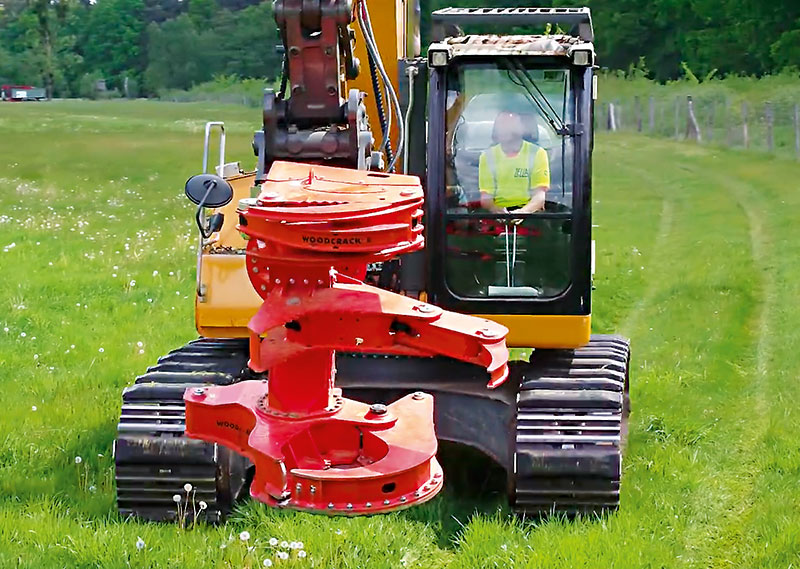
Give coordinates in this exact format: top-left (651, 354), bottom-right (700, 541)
top-left (184, 162), bottom-right (509, 514)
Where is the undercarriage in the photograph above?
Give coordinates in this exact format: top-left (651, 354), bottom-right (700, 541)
top-left (114, 334), bottom-right (629, 520)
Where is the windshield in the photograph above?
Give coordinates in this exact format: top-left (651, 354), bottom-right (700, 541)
top-left (443, 59), bottom-right (575, 300)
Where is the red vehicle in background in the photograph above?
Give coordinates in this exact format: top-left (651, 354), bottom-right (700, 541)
top-left (1, 84), bottom-right (46, 101)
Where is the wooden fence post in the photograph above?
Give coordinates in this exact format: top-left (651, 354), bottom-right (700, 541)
top-left (742, 102), bottom-right (749, 149)
top-left (686, 96), bottom-right (702, 142)
top-left (765, 102), bottom-right (774, 152)
top-left (674, 97), bottom-right (680, 139)
top-left (607, 103), bottom-right (617, 131)
top-left (648, 96), bottom-right (655, 133)
top-left (635, 96), bottom-right (642, 132)
top-left (707, 100), bottom-right (715, 143)
top-left (794, 104), bottom-right (800, 161)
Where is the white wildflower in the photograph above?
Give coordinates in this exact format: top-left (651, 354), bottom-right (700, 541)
top-left (263, 559), bottom-right (273, 567)
top-left (199, 501), bottom-right (207, 510)
top-left (269, 537), bottom-right (278, 546)
top-left (172, 494), bottom-right (181, 503)
top-left (89, 485), bottom-right (96, 493)
top-left (129, 280), bottom-right (136, 287)
top-left (20, 332), bottom-right (26, 338)
top-left (152, 270), bottom-right (159, 276)
top-left (136, 537), bottom-right (145, 551)
top-left (276, 551), bottom-right (289, 560)
top-left (98, 347), bottom-right (104, 353)
top-left (296, 542), bottom-right (303, 550)
top-left (280, 541), bottom-right (289, 549)
top-left (298, 550), bottom-right (307, 559)
top-left (183, 483), bottom-right (193, 493)
top-left (74, 456), bottom-right (82, 464)
top-left (239, 531), bottom-right (250, 542)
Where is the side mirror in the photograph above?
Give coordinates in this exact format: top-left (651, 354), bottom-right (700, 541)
top-left (185, 174), bottom-right (234, 239)
top-left (185, 174), bottom-right (233, 208)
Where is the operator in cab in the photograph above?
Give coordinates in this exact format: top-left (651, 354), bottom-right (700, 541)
top-left (479, 111), bottom-right (550, 214)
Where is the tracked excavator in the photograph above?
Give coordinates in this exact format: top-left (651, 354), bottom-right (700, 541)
top-left (114, 2), bottom-right (630, 521)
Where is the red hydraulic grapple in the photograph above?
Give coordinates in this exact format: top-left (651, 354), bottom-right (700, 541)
top-left (184, 161), bottom-right (509, 514)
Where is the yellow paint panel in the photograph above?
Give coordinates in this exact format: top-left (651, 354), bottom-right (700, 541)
top-left (195, 254), bottom-right (261, 336)
top-left (476, 314), bottom-right (591, 349)
top-left (214, 172), bottom-right (257, 249)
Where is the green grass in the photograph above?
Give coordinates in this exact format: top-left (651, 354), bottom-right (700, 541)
top-left (2, 99), bottom-right (800, 567)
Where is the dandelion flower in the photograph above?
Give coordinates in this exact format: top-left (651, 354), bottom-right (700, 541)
top-left (183, 483), bottom-right (193, 493)
top-left (130, 280), bottom-right (136, 287)
top-left (74, 456), bottom-right (82, 464)
top-left (280, 541), bottom-right (289, 549)
top-left (172, 494), bottom-right (181, 503)
top-left (269, 537), bottom-right (278, 546)
top-left (136, 537), bottom-right (145, 551)
top-left (152, 270), bottom-right (159, 276)
top-left (89, 485), bottom-right (97, 493)
top-left (239, 531), bottom-right (250, 541)
top-left (98, 347), bottom-right (104, 353)
top-left (31, 405), bottom-right (37, 411)
top-left (263, 559), bottom-right (273, 567)
top-left (298, 550), bottom-right (307, 559)
top-left (20, 332), bottom-right (26, 338)
top-left (296, 541), bottom-right (304, 550)
top-left (277, 551), bottom-right (289, 560)
top-left (199, 501), bottom-right (207, 510)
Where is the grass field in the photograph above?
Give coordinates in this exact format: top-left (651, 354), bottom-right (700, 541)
top-left (2, 100), bottom-right (800, 568)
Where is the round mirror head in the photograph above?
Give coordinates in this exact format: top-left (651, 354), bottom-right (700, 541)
top-left (185, 174), bottom-right (234, 208)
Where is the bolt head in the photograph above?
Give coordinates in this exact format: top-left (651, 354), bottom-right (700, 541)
top-left (310, 485), bottom-right (316, 494)
top-left (412, 392), bottom-right (425, 400)
top-left (383, 499), bottom-right (390, 505)
top-left (369, 403), bottom-right (387, 415)
top-left (400, 496), bottom-right (407, 503)
top-left (365, 502), bottom-right (372, 508)
top-left (346, 503), bottom-right (353, 510)
top-left (193, 388), bottom-right (205, 396)
top-left (328, 502), bottom-right (334, 509)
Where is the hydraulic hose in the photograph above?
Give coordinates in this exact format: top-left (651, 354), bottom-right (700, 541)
top-left (357, 0), bottom-right (405, 172)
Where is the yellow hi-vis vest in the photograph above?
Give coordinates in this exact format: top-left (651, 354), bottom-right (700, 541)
top-left (478, 141), bottom-right (550, 208)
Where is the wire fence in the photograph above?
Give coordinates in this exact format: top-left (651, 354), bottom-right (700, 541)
top-left (602, 95), bottom-right (800, 160)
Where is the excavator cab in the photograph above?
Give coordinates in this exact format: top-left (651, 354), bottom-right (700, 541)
top-left (421, 8), bottom-right (596, 349)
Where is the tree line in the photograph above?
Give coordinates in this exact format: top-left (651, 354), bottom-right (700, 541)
top-left (0, 0), bottom-right (798, 98)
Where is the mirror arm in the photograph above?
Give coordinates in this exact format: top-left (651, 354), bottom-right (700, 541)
top-left (195, 181), bottom-right (217, 239)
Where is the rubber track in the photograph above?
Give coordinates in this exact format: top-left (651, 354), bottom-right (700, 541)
top-left (114, 338), bottom-right (251, 523)
top-left (513, 334), bottom-right (630, 516)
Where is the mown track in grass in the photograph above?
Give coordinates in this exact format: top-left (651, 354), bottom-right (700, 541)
top-left (1, 100), bottom-right (799, 568)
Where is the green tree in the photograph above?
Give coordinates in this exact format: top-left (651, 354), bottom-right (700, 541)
top-left (144, 14), bottom-right (215, 92)
top-left (82, 0), bottom-right (145, 85)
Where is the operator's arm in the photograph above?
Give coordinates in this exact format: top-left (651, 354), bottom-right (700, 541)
top-left (478, 151), bottom-right (506, 213)
top-left (517, 147), bottom-right (550, 213)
